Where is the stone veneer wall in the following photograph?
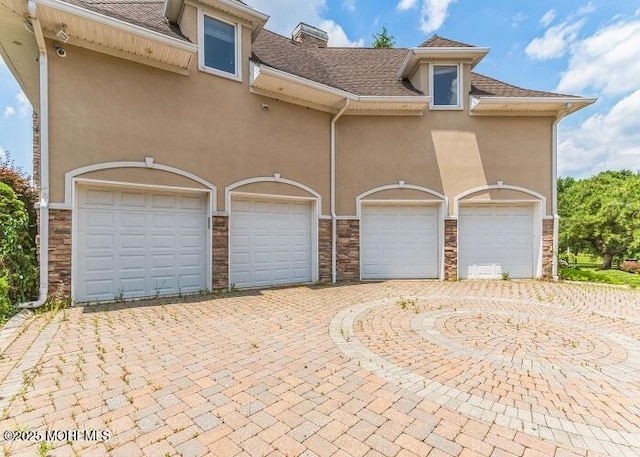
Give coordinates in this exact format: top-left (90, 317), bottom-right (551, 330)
top-left (318, 219), bottom-right (332, 283)
top-left (336, 219), bottom-right (360, 281)
top-left (212, 216), bottom-right (229, 289)
top-left (542, 218), bottom-right (555, 279)
top-left (444, 219), bottom-right (458, 280)
top-left (48, 209), bottom-right (72, 297)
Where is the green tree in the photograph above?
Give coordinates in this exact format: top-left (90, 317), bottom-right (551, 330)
top-left (0, 182), bottom-right (38, 305)
top-left (558, 170), bottom-right (640, 269)
top-left (372, 25), bottom-right (395, 48)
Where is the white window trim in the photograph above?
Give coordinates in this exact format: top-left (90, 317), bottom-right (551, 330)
top-left (429, 63), bottom-right (463, 110)
top-left (198, 9), bottom-right (242, 82)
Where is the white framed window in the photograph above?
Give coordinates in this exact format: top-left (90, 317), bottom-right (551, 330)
top-left (430, 64), bottom-right (462, 109)
top-left (198, 10), bottom-right (242, 81)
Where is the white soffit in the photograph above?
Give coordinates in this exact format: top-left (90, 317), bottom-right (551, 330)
top-left (35, 0), bottom-right (196, 72)
top-left (0, 3), bottom-right (40, 107)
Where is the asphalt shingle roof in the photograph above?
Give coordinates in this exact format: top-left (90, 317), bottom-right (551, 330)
top-left (469, 73), bottom-right (573, 98)
top-left (63, 0), bottom-right (188, 41)
top-left (252, 30), bottom-right (421, 97)
top-left (420, 35), bottom-right (474, 48)
top-left (58, 0), bottom-right (571, 98)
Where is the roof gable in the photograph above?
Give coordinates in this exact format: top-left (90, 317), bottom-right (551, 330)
top-left (420, 35), bottom-right (474, 48)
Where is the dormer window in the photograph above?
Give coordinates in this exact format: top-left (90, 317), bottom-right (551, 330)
top-left (198, 11), bottom-right (241, 81)
top-left (431, 64), bottom-right (462, 109)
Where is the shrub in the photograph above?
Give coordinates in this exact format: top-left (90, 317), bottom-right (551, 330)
top-left (0, 273), bottom-right (12, 324)
top-left (0, 155), bottom-right (38, 242)
top-left (0, 182), bottom-right (38, 304)
top-left (620, 260), bottom-right (640, 274)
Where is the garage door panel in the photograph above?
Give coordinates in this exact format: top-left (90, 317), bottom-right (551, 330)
top-left (83, 189), bottom-right (116, 206)
top-left (151, 194), bottom-right (177, 209)
top-left (121, 191), bottom-right (146, 207)
top-left (86, 255), bottom-right (114, 273)
top-left (76, 186), bottom-right (208, 302)
top-left (230, 197), bottom-right (313, 288)
top-left (459, 205), bottom-right (534, 279)
top-left (361, 204), bottom-right (440, 280)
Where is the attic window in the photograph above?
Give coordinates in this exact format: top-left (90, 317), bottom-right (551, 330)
top-left (431, 64), bottom-right (461, 109)
top-left (199, 12), bottom-right (241, 81)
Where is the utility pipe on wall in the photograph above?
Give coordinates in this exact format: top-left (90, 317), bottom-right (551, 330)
top-left (19, 1), bottom-right (49, 308)
top-left (330, 100), bottom-right (350, 283)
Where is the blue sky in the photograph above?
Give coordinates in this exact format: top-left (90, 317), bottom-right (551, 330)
top-left (1, 0), bottom-right (639, 177)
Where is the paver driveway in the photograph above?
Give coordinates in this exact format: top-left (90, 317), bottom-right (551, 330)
top-left (1, 281), bottom-right (640, 456)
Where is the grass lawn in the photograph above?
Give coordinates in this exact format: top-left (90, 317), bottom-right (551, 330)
top-left (560, 267), bottom-right (640, 287)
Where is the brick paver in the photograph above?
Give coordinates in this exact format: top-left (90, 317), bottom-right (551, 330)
top-left (1, 281), bottom-right (639, 455)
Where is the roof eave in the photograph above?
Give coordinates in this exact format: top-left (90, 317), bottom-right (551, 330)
top-left (399, 46), bottom-right (490, 78)
top-left (251, 62), bottom-right (430, 115)
top-left (469, 96), bottom-right (597, 117)
top-left (38, 0), bottom-right (197, 53)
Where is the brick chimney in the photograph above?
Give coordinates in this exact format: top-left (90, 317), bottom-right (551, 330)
top-left (292, 23), bottom-right (328, 48)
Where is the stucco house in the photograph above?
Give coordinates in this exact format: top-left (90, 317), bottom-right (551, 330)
top-left (0, 0), bottom-right (594, 304)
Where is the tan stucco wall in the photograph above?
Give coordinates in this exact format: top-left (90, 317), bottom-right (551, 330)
top-left (78, 168), bottom-right (209, 190)
top-left (336, 113), bottom-right (552, 215)
top-left (461, 189), bottom-right (542, 201)
top-left (230, 181), bottom-right (318, 199)
top-left (360, 188), bottom-right (443, 201)
top-left (45, 7), bottom-right (553, 218)
top-left (46, 25), bottom-right (332, 213)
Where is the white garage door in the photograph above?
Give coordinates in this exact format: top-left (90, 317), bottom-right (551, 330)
top-left (459, 204), bottom-right (534, 279)
top-left (230, 197), bottom-right (312, 288)
top-left (76, 186), bottom-right (209, 302)
top-left (361, 204), bottom-right (440, 279)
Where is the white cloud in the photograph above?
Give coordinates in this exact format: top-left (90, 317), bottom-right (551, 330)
top-left (397, 0), bottom-right (417, 11)
top-left (342, 0), bottom-right (355, 12)
top-left (245, 0), bottom-right (363, 47)
top-left (511, 12), bottom-right (527, 28)
top-left (557, 19), bottom-right (640, 95)
top-left (418, 0), bottom-right (457, 34)
top-left (525, 19), bottom-right (585, 60)
top-left (558, 90), bottom-right (640, 177)
top-left (320, 20), bottom-right (365, 47)
top-left (576, 2), bottom-right (596, 16)
top-left (540, 9), bottom-right (556, 27)
top-left (15, 91), bottom-right (30, 118)
top-left (0, 146), bottom-right (6, 162)
top-left (3, 106), bottom-right (16, 118)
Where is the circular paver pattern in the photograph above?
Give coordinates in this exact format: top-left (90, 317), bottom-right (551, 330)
top-left (330, 295), bottom-right (640, 454)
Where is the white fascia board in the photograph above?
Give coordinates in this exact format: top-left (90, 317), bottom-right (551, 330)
top-left (216, 0), bottom-right (269, 24)
top-left (181, 0), bottom-right (268, 35)
top-left (253, 63), bottom-right (429, 110)
top-left (254, 63), bottom-right (356, 101)
top-left (470, 96), bottom-right (597, 114)
top-left (399, 46), bottom-right (490, 77)
top-left (36, 0), bottom-right (198, 53)
top-left (356, 95), bottom-right (431, 104)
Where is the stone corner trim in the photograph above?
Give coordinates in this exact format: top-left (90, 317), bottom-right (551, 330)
top-left (444, 219), bottom-right (458, 280)
top-left (337, 219), bottom-right (360, 281)
top-left (542, 218), bottom-right (554, 279)
top-left (48, 209), bottom-right (71, 297)
top-left (212, 215), bottom-right (229, 290)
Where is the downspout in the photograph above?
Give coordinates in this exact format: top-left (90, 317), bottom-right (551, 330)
top-left (551, 103), bottom-right (572, 280)
top-left (330, 100), bottom-right (350, 283)
top-left (19, 1), bottom-right (49, 308)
